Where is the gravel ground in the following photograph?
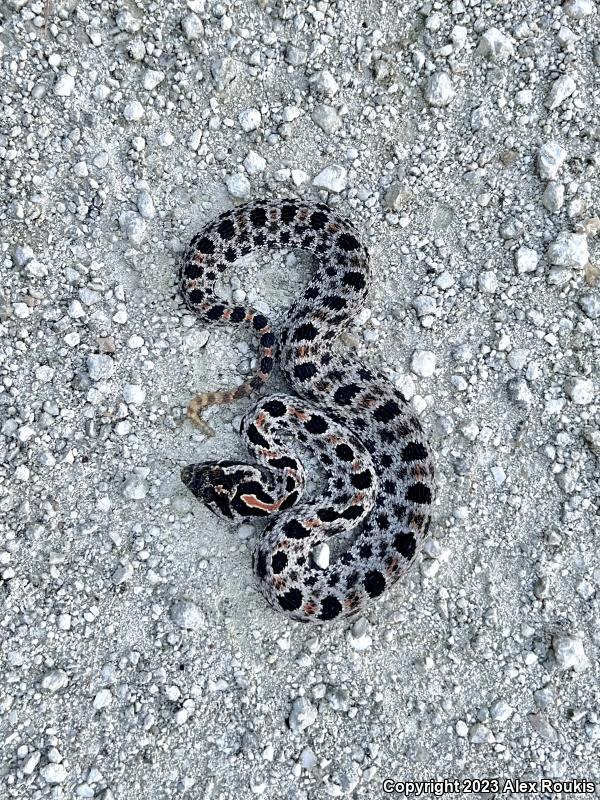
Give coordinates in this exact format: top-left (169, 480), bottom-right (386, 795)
top-left (1, 0), bottom-right (600, 798)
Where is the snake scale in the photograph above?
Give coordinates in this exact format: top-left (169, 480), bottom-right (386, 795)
top-left (179, 199), bottom-right (435, 623)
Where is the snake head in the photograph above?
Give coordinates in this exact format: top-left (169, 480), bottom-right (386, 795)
top-left (181, 462), bottom-right (236, 519)
top-left (181, 460), bottom-right (269, 521)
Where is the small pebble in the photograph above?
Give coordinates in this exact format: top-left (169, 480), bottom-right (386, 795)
top-left (123, 100), bottom-right (145, 121)
top-left (41, 764), bottom-right (68, 785)
top-left (123, 384), bottom-right (146, 405)
top-left (311, 105), bottom-right (342, 134)
top-left (288, 697), bottom-right (318, 732)
top-left (476, 28), bottom-right (514, 61)
top-left (243, 151), bottom-right (266, 175)
top-left (515, 246), bottom-right (539, 274)
top-left (543, 182), bottom-right (565, 213)
top-left (93, 688), bottom-right (113, 709)
top-left (112, 562), bottom-right (134, 584)
top-left (40, 669), bottom-right (69, 693)
top-left (143, 70), bottom-right (164, 91)
top-left (181, 12), bottom-right (203, 40)
top-left (547, 232), bottom-right (589, 267)
top-left (528, 713), bottom-right (558, 741)
top-left (122, 476), bottom-right (148, 500)
top-left (537, 142), bottom-right (567, 180)
top-left (312, 165), bottom-right (347, 193)
top-left (423, 72), bottom-right (454, 107)
top-left (478, 271), bottom-right (498, 293)
top-left (87, 354), bottom-right (114, 381)
top-left (553, 633), bottom-right (590, 671)
top-left (563, 0), bottom-right (595, 18)
top-left (226, 174), bottom-right (251, 199)
top-left (545, 75), bottom-right (576, 110)
top-left (565, 378), bottom-right (595, 405)
top-left (54, 74), bottom-right (75, 96)
top-left (578, 294), bottom-right (600, 319)
top-left (239, 108), bottom-right (262, 132)
top-left (119, 210), bottom-right (147, 245)
top-left (411, 350), bottom-right (436, 378)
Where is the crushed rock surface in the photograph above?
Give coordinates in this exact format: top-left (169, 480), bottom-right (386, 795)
top-left (0, 0), bottom-right (599, 798)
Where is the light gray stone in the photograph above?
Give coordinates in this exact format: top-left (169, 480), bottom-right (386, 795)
top-left (312, 165), bottom-right (347, 193)
top-left (87, 354), bottom-right (114, 381)
top-left (423, 72), bottom-right (454, 107)
top-left (477, 28), bottom-right (514, 61)
top-left (537, 142), bottom-right (567, 180)
top-left (545, 75), bottom-right (576, 110)
top-left (547, 232), bottom-right (589, 267)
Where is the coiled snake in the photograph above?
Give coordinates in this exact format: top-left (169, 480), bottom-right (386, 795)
top-left (179, 199), bottom-right (435, 623)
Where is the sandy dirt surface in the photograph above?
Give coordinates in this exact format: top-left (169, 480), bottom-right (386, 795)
top-left (1, 0), bottom-right (599, 798)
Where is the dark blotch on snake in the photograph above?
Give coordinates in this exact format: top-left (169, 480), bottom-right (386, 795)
top-left (406, 482), bottom-right (432, 505)
top-left (271, 551), bottom-right (288, 574)
top-left (363, 570), bottom-right (386, 598)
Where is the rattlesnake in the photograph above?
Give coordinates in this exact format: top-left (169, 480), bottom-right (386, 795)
top-left (179, 199), bottom-right (435, 623)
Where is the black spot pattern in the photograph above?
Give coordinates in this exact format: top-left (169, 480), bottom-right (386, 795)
top-left (271, 551), bottom-right (288, 574)
top-left (394, 532), bottom-right (416, 560)
top-left (292, 323), bottom-right (319, 341)
top-left (280, 490), bottom-right (299, 510)
top-left (401, 441), bottom-right (428, 462)
top-left (246, 425), bottom-right (270, 449)
top-left (305, 415), bottom-right (328, 434)
top-left (373, 400), bottom-right (402, 423)
top-left (255, 549), bottom-right (268, 579)
top-left (351, 470), bottom-right (373, 490)
top-left (342, 271), bottom-right (366, 290)
top-left (206, 305), bottom-right (225, 320)
top-left (333, 384), bottom-right (361, 405)
top-left (294, 362), bottom-right (317, 381)
top-left (319, 595), bottom-right (343, 620)
top-left (185, 262), bottom-right (203, 280)
top-left (253, 314), bottom-right (269, 331)
top-left (322, 295), bottom-right (347, 311)
top-left (263, 399), bottom-right (286, 417)
top-left (196, 236), bottom-right (216, 254)
top-left (335, 444), bottom-right (354, 461)
top-left (279, 588), bottom-right (303, 611)
top-left (338, 233), bottom-right (360, 251)
top-left (261, 331), bottom-right (275, 347)
top-left (250, 207), bottom-right (267, 227)
top-left (283, 519), bottom-right (309, 539)
top-left (281, 205), bottom-right (297, 223)
top-left (342, 506), bottom-right (363, 520)
top-left (406, 482), bottom-right (432, 505)
top-left (364, 570), bottom-right (386, 597)
top-left (217, 217), bottom-right (235, 240)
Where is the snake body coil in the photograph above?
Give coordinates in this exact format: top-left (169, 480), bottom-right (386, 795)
top-left (180, 199), bottom-right (435, 623)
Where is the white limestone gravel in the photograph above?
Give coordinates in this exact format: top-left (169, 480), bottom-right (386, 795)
top-left (1, 0), bottom-right (599, 798)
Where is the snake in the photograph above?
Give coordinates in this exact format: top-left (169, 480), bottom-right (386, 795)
top-left (179, 199), bottom-right (435, 623)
